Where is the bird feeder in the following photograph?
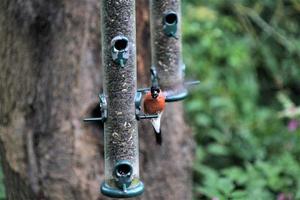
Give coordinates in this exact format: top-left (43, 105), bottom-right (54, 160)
top-left (95, 0), bottom-right (143, 198)
top-left (84, 0), bottom-right (199, 198)
top-left (150, 0), bottom-right (199, 102)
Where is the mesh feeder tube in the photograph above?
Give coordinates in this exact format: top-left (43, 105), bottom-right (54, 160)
top-left (150, 0), bottom-right (187, 101)
top-left (99, 0), bottom-right (144, 198)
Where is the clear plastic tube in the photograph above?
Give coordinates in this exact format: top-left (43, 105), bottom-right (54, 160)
top-left (150, 0), bottom-right (184, 92)
top-left (100, 0), bottom-right (143, 197)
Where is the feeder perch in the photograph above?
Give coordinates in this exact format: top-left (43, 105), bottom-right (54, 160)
top-left (163, 11), bottom-right (178, 38)
top-left (114, 161), bottom-right (133, 191)
top-left (84, 94), bottom-right (107, 122)
top-left (101, 160), bottom-right (144, 198)
top-left (149, 67), bottom-right (200, 102)
top-left (111, 36), bottom-right (130, 67)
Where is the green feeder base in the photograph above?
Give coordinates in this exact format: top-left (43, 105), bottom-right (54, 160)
top-left (165, 89), bottom-right (188, 102)
top-left (100, 181), bottom-right (144, 198)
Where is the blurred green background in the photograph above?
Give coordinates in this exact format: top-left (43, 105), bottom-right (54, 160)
top-left (183, 0), bottom-right (300, 199)
top-left (0, 161), bottom-right (5, 199)
top-left (0, 0), bottom-right (300, 200)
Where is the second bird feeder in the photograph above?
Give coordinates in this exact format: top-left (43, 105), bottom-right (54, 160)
top-left (150, 0), bottom-right (188, 101)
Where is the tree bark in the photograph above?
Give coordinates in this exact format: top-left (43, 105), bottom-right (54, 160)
top-left (0, 0), bottom-right (194, 200)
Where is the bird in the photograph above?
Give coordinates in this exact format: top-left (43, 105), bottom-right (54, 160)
top-left (143, 86), bottom-right (166, 145)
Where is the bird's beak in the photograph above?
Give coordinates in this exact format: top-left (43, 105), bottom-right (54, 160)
top-left (152, 91), bottom-right (158, 98)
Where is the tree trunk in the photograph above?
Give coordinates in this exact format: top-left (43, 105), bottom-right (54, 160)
top-left (0, 0), bottom-right (194, 200)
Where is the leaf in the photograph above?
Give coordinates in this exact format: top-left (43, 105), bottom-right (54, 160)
top-left (207, 144), bottom-right (229, 156)
top-left (230, 190), bottom-right (247, 199)
top-left (217, 178), bottom-right (234, 195)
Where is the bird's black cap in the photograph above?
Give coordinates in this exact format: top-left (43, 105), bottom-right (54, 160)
top-left (150, 86), bottom-right (160, 99)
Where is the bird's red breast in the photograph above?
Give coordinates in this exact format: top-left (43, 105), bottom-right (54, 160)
top-left (143, 91), bottom-right (166, 115)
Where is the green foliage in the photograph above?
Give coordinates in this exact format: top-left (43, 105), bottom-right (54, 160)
top-left (0, 162), bottom-right (5, 199)
top-left (183, 1), bottom-right (300, 199)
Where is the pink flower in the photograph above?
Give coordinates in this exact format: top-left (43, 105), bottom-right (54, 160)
top-left (277, 193), bottom-right (293, 200)
top-left (211, 198), bottom-right (219, 200)
top-left (288, 119), bottom-right (298, 132)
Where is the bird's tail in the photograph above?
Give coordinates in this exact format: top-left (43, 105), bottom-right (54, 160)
top-left (153, 128), bottom-right (162, 145)
top-left (151, 113), bottom-right (162, 145)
